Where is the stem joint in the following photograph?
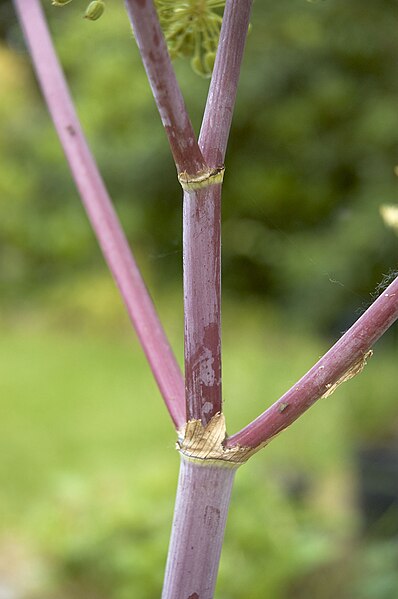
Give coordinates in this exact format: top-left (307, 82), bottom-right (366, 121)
top-left (178, 165), bottom-right (225, 192)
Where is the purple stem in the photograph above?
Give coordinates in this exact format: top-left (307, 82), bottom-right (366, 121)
top-left (162, 457), bottom-right (237, 599)
top-left (227, 276), bottom-right (398, 449)
top-left (124, 0), bottom-right (208, 176)
top-left (14, 0), bottom-right (186, 429)
top-left (199, 0), bottom-right (253, 166)
top-left (123, 0), bottom-right (223, 425)
top-left (184, 0), bottom-right (253, 424)
top-left (183, 185), bottom-right (222, 425)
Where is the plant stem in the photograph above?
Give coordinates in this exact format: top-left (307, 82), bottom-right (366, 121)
top-left (227, 276), bottom-right (398, 449)
top-left (183, 0), bottom-right (253, 424)
top-left (13, 0), bottom-right (185, 429)
top-left (183, 184), bottom-right (222, 424)
top-left (199, 0), bottom-right (253, 166)
top-left (124, 0), bottom-right (208, 176)
top-left (162, 457), bottom-right (237, 599)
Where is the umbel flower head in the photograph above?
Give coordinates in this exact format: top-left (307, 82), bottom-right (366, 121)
top-left (156, 0), bottom-right (225, 77)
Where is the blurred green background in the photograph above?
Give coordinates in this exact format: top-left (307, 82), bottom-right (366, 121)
top-left (1, 0), bottom-right (398, 597)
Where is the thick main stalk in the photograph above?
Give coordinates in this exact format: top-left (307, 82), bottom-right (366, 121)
top-left (183, 0), bottom-right (252, 425)
top-left (162, 457), bottom-right (237, 599)
top-left (184, 184), bottom-right (222, 424)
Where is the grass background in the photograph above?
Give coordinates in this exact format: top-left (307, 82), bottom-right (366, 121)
top-left (0, 288), bottom-right (397, 598)
top-left (1, 0), bottom-right (398, 596)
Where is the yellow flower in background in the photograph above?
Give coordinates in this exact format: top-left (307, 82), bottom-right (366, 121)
top-left (380, 205), bottom-right (398, 234)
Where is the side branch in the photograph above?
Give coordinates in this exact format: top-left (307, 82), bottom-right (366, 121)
top-left (124, 0), bottom-right (207, 176)
top-left (227, 276), bottom-right (398, 450)
top-left (14, 0), bottom-right (185, 428)
top-left (199, 0), bottom-right (253, 166)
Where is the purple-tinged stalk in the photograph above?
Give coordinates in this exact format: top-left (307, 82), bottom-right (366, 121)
top-left (162, 1), bottom-right (253, 596)
top-left (124, 0), bottom-right (207, 177)
top-left (16, 1), bottom-right (396, 597)
top-left (227, 275), bottom-right (398, 450)
top-left (162, 458), bottom-right (237, 599)
top-left (13, 0), bottom-right (185, 429)
top-left (123, 0), bottom-right (254, 594)
top-left (183, 183), bottom-right (222, 424)
top-left (199, 0), bottom-right (254, 166)
top-left (122, 0), bottom-right (226, 425)
top-left (184, 0), bottom-right (253, 424)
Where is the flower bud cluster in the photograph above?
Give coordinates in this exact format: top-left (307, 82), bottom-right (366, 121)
top-left (155, 1), bottom-right (225, 77)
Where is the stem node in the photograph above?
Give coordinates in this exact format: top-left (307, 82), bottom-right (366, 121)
top-left (178, 166), bottom-right (225, 192)
top-left (177, 413), bottom-right (257, 465)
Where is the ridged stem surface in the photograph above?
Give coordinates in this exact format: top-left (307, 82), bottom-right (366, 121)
top-left (183, 0), bottom-right (252, 425)
top-left (183, 185), bottom-right (222, 424)
top-left (162, 457), bottom-right (237, 599)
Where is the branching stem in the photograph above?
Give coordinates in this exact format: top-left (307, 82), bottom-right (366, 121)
top-left (14, 0), bottom-right (186, 428)
top-left (183, 0), bottom-right (253, 424)
top-left (13, 2), bottom-right (398, 597)
top-left (227, 276), bottom-right (398, 449)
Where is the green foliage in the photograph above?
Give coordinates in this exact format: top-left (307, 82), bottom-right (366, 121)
top-left (1, 4), bottom-right (397, 597)
top-left (0, 310), bottom-right (397, 598)
top-left (2, 0), bottom-right (397, 333)
top-left (52, 0), bottom-right (105, 20)
top-left (223, 0), bottom-right (398, 331)
top-left (50, 0), bottom-right (224, 75)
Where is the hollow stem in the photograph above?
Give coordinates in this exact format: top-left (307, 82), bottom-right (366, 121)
top-left (227, 276), bottom-right (398, 449)
top-left (14, 0), bottom-right (185, 428)
top-left (162, 456), bottom-right (237, 599)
